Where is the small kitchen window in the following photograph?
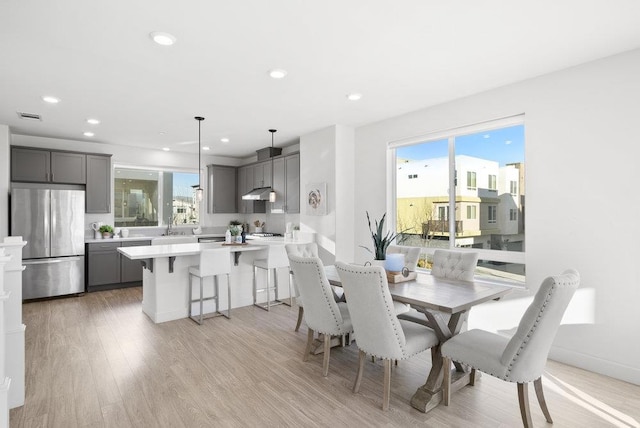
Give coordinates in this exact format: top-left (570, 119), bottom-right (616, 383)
top-left (114, 167), bottom-right (200, 227)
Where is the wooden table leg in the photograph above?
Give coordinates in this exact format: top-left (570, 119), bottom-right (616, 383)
top-left (410, 310), bottom-right (475, 413)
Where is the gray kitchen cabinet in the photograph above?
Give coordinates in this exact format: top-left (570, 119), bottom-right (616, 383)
top-left (271, 158), bottom-right (286, 213)
top-left (11, 147), bottom-right (112, 213)
top-left (253, 161), bottom-right (272, 188)
top-left (120, 240), bottom-right (151, 283)
top-left (237, 165), bottom-right (266, 214)
top-left (87, 239), bottom-right (150, 290)
top-left (11, 147), bottom-right (50, 182)
top-left (86, 154), bottom-right (112, 213)
top-left (87, 242), bottom-right (121, 287)
top-left (51, 151), bottom-right (86, 184)
top-left (207, 164), bottom-right (237, 213)
top-left (11, 147), bottom-right (86, 184)
top-left (285, 154), bottom-right (300, 213)
top-left (270, 153), bottom-right (300, 213)
top-left (237, 165), bottom-right (251, 214)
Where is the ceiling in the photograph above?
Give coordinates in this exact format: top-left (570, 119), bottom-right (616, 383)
top-left (2, 1), bottom-right (640, 158)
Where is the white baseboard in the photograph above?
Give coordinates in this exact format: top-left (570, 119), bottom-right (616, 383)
top-left (549, 345), bottom-right (640, 386)
top-left (1, 377), bottom-right (10, 428)
top-left (5, 324), bottom-right (25, 408)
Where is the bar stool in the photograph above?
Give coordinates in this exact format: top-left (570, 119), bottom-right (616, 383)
top-left (253, 245), bottom-right (291, 311)
top-left (189, 247), bottom-right (231, 324)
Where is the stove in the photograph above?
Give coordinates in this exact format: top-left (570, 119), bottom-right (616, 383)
top-left (250, 232), bottom-right (283, 237)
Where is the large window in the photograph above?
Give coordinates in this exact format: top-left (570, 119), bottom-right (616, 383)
top-left (114, 167), bottom-right (200, 227)
top-left (393, 116), bottom-right (525, 283)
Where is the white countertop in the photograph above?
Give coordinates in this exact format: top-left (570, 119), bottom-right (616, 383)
top-left (117, 241), bottom-right (272, 260)
top-left (85, 233), bottom-right (225, 244)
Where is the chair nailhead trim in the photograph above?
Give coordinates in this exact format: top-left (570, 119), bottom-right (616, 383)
top-left (338, 265), bottom-right (407, 358)
top-left (298, 259), bottom-right (350, 335)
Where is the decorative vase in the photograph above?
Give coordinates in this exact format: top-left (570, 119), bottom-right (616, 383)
top-left (385, 253), bottom-right (405, 272)
top-left (370, 260), bottom-right (386, 268)
top-left (255, 227), bottom-right (263, 233)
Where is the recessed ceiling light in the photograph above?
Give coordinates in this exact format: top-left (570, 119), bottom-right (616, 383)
top-left (269, 69), bottom-right (287, 79)
top-left (150, 32), bottom-right (176, 46)
top-left (42, 96), bottom-right (60, 104)
top-left (83, 132), bottom-right (94, 137)
top-left (220, 138), bottom-right (230, 143)
top-left (162, 147), bottom-right (170, 151)
top-left (86, 118), bottom-right (100, 125)
top-left (346, 93), bottom-right (362, 101)
top-left (202, 146), bottom-right (211, 151)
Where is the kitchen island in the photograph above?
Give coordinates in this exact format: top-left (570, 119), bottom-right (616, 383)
top-left (118, 239), bottom-right (297, 323)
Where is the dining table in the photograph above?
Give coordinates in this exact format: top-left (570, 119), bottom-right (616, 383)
top-left (324, 265), bottom-right (512, 413)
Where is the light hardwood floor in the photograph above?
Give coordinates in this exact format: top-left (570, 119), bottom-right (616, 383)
top-left (9, 287), bottom-right (640, 427)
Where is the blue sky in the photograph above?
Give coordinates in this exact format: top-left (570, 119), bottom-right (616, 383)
top-left (397, 124), bottom-right (524, 166)
top-left (173, 172), bottom-right (199, 197)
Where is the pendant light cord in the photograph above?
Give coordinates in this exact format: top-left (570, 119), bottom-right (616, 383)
top-left (195, 116), bottom-right (205, 189)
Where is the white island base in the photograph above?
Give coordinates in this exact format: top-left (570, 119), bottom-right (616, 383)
top-left (119, 241), bottom-right (295, 324)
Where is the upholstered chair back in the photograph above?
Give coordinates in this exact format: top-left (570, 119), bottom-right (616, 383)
top-left (288, 255), bottom-right (351, 336)
top-left (500, 269), bottom-right (580, 382)
top-left (285, 242), bottom-right (319, 258)
top-left (387, 245), bottom-right (421, 271)
top-left (335, 262), bottom-right (412, 360)
top-left (431, 249), bottom-right (479, 281)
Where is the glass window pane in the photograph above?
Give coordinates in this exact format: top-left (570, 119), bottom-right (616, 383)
top-left (114, 168), bottom-right (200, 228)
top-left (170, 172), bottom-right (200, 225)
top-left (454, 125), bottom-right (524, 252)
top-left (114, 169), bottom-right (159, 227)
top-left (396, 138), bottom-right (449, 247)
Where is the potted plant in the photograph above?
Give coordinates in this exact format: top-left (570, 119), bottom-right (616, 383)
top-left (361, 211), bottom-right (403, 261)
top-left (99, 224), bottom-right (114, 238)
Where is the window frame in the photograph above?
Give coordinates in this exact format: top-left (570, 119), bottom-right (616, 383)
top-left (387, 114), bottom-right (526, 271)
top-left (114, 164), bottom-right (201, 228)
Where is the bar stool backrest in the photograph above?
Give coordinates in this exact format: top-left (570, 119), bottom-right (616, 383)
top-left (199, 247), bottom-right (231, 277)
top-left (264, 244), bottom-right (290, 268)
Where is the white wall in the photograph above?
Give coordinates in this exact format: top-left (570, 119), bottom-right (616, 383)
top-left (350, 49), bottom-right (640, 384)
top-left (299, 126), bottom-right (339, 264)
top-left (0, 126), bottom-right (10, 239)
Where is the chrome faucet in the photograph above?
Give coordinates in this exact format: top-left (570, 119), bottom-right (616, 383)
top-left (167, 215), bottom-right (173, 235)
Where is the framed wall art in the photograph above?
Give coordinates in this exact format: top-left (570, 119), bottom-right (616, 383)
top-left (306, 182), bottom-right (327, 215)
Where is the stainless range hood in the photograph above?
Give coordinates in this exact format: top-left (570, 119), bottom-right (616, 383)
top-left (242, 187), bottom-right (272, 200)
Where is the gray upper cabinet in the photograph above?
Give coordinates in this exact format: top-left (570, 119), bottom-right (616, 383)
top-left (12, 147), bottom-right (112, 213)
top-left (285, 154), bottom-right (300, 213)
top-left (11, 147), bottom-right (87, 184)
top-left (253, 161), bottom-right (272, 188)
top-left (51, 151), bottom-right (86, 184)
top-left (207, 165), bottom-right (237, 213)
top-left (270, 153), bottom-right (300, 214)
top-left (271, 158), bottom-right (286, 213)
top-left (86, 154), bottom-right (112, 213)
top-left (11, 147), bottom-right (51, 182)
top-left (237, 165), bottom-right (252, 214)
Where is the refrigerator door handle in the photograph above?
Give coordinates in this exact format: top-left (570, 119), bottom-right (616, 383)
top-left (23, 257), bottom-right (82, 265)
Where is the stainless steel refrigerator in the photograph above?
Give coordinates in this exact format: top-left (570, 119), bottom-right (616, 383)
top-left (11, 185), bottom-right (85, 299)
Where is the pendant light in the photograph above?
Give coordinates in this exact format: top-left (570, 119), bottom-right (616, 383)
top-left (195, 116), bottom-right (205, 202)
top-left (269, 129), bottom-right (277, 203)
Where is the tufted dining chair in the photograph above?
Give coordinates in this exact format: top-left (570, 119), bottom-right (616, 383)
top-left (288, 255), bottom-right (353, 377)
top-left (431, 249), bottom-right (479, 281)
top-left (285, 242), bottom-right (319, 331)
top-left (387, 245), bottom-right (421, 271)
top-left (398, 249), bottom-right (479, 327)
top-left (441, 269), bottom-right (580, 427)
top-left (335, 262), bottom-right (439, 411)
